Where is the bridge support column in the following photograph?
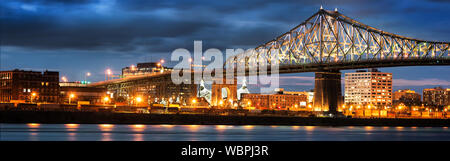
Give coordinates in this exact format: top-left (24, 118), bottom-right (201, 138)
top-left (313, 70), bottom-right (342, 115)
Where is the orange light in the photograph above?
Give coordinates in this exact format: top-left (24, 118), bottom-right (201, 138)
top-left (65, 124), bottom-right (79, 128)
top-left (31, 92), bottom-right (37, 97)
top-left (69, 93), bottom-right (75, 98)
top-left (130, 124), bottom-right (146, 132)
top-left (192, 99), bottom-right (197, 104)
top-left (27, 123), bottom-right (40, 128)
top-left (243, 125), bottom-right (254, 129)
top-left (103, 96), bottom-right (109, 102)
top-left (106, 69), bottom-right (112, 75)
top-left (61, 76), bottom-right (68, 82)
top-left (160, 59), bottom-right (165, 63)
top-left (100, 124), bottom-right (113, 128)
top-left (136, 96), bottom-right (142, 103)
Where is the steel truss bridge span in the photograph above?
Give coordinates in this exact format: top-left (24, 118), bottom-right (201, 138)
top-left (224, 9), bottom-right (450, 72)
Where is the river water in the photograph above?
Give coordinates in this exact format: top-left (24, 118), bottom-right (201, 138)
top-left (0, 123), bottom-right (449, 141)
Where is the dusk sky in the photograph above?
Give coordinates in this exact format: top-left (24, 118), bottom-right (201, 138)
top-left (1, 0), bottom-right (449, 94)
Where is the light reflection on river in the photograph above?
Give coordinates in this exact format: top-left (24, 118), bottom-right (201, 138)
top-left (0, 123), bottom-right (449, 141)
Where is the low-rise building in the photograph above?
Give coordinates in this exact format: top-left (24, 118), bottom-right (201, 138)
top-left (393, 89), bottom-right (421, 106)
top-left (241, 93), bottom-right (307, 110)
top-left (60, 82), bottom-right (107, 104)
top-left (0, 69), bottom-right (59, 103)
top-left (423, 87), bottom-right (449, 107)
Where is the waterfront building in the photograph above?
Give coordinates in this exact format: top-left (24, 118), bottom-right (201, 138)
top-left (282, 90), bottom-right (314, 104)
top-left (122, 62), bottom-right (172, 78)
top-left (89, 71), bottom-right (197, 106)
top-left (344, 68), bottom-right (393, 107)
top-left (241, 93), bottom-right (307, 110)
top-left (0, 69), bottom-right (59, 103)
top-left (423, 87), bottom-right (450, 107)
top-left (60, 82), bottom-right (107, 104)
top-left (393, 89), bottom-right (421, 106)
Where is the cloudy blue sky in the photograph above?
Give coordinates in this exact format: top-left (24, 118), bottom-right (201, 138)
top-left (1, 0), bottom-right (449, 94)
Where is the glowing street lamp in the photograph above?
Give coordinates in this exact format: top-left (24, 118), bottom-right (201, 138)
top-left (192, 98), bottom-right (197, 107)
top-left (69, 93), bottom-right (75, 104)
top-left (85, 72), bottom-right (91, 83)
top-left (219, 100), bottom-right (223, 107)
top-left (103, 96), bottom-right (110, 105)
top-left (31, 92), bottom-right (37, 103)
top-left (135, 96), bottom-right (142, 106)
top-left (61, 76), bottom-right (68, 82)
top-left (105, 69), bottom-right (112, 80)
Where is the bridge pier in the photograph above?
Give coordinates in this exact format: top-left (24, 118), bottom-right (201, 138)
top-left (313, 70), bottom-right (342, 115)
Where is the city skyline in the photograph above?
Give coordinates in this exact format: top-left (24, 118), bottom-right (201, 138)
top-left (1, 0), bottom-right (450, 94)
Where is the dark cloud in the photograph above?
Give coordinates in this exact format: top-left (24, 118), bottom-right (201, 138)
top-left (2, 0), bottom-right (449, 54)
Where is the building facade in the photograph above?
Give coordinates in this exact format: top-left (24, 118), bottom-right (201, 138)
top-left (241, 93), bottom-right (307, 110)
top-left (60, 82), bottom-right (107, 104)
top-left (90, 73), bottom-right (197, 106)
top-left (423, 87), bottom-right (449, 107)
top-left (0, 69), bottom-right (59, 103)
top-left (393, 89), bottom-right (421, 106)
top-left (344, 68), bottom-right (393, 107)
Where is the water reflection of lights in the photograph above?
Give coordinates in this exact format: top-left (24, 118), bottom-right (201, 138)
top-left (243, 125), bottom-right (254, 130)
top-left (100, 124), bottom-right (113, 128)
top-left (291, 126), bottom-right (300, 130)
top-left (65, 124), bottom-right (79, 128)
top-left (304, 126), bottom-right (315, 131)
top-left (160, 124), bottom-right (174, 128)
top-left (270, 125), bottom-right (278, 128)
top-left (364, 126), bottom-right (374, 130)
top-left (133, 134), bottom-right (144, 141)
top-left (101, 133), bottom-right (112, 141)
top-left (216, 125), bottom-right (226, 130)
top-left (396, 126), bottom-right (404, 130)
top-left (99, 124), bottom-right (114, 131)
top-left (129, 124), bottom-right (146, 132)
top-left (27, 123), bottom-right (40, 128)
top-left (187, 125), bottom-right (200, 131)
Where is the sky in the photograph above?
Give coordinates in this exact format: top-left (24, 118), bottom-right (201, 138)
top-left (1, 0), bottom-right (449, 94)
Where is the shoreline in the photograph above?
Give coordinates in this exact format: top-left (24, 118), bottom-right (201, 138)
top-left (1, 111), bottom-right (449, 127)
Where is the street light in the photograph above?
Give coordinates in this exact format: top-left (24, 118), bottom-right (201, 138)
top-left (135, 96), bottom-right (142, 106)
top-left (105, 69), bottom-right (112, 81)
top-left (192, 98), bottom-right (197, 108)
top-left (31, 92), bottom-right (37, 103)
top-left (69, 93), bottom-right (75, 104)
top-left (61, 76), bottom-right (68, 82)
top-left (85, 72), bottom-right (91, 83)
top-left (103, 96), bottom-right (109, 105)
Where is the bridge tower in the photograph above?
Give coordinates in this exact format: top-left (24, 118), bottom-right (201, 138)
top-left (313, 70), bottom-right (342, 114)
top-left (211, 77), bottom-right (237, 108)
